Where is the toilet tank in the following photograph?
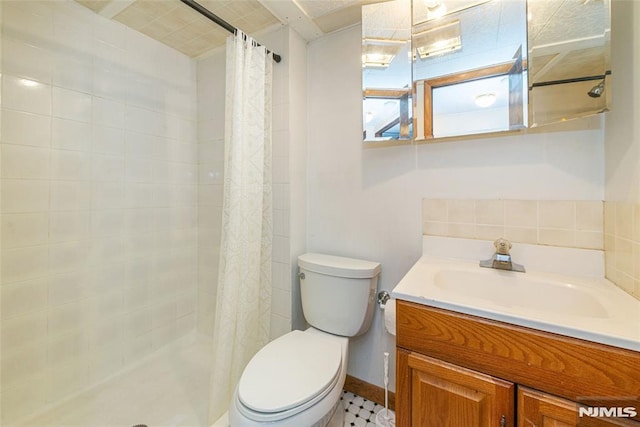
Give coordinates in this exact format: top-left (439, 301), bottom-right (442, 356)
top-left (298, 253), bottom-right (381, 337)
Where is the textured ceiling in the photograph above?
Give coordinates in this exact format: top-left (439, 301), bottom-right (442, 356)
top-left (74, 0), bottom-right (373, 58)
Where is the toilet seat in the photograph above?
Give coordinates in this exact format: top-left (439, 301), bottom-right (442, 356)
top-left (237, 330), bottom-right (342, 422)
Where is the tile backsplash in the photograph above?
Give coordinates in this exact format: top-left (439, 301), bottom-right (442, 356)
top-left (423, 199), bottom-right (604, 250)
top-left (603, 202), bottom-right (640, 299)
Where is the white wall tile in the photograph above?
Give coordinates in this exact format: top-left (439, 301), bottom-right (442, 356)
top-left (88, 263), bottom-right (125, 297)
top-left (93, 97), bottom-right (126, 129)
top-left (152, 322), bottom-right (176, 349)
top-left (51, 150), bottom-right (91, 181)
top-left (125, 106), bottom-right (164, 136)
top-left (53, 87), bottom-right (92, 122)
top-left (1, 311), bottom-right (48, 350)
top-left (52, 54), bottom-right (93, 94)
top-left (2, 37), bottom-right (52, 84)
top-left (1, 213), bottom-right (49, 249)
top-left (90, 210), bottom-right (124, 237)
top-left (50, 181), bottom-right (91, 211)
top-left (49, 271), bottom-right (88, 306)
top-left (122, 333), bottom-right (153, 365)
top-left (125, 132), bottom-right (157, 159)
top-left (1, 342), bottom-right (47, 388)
top-left (1, 144), bottom-right (50, 179)
top-left (93, 60), bottom-right (128, 101)
top-left (93, 17), bottom-right (126, 50)
top-left (53, 8), bottom-right (92, 54)
top-left (88, 318), bottom-right (123, 351)
top-left (125, 158), bottom-right (153, 183)
top-left (52, 118), bottom-right (91, 152)
top-left (47, 302), bottom-right (86, 337)
top-left (1, 278), bottom-right (49, 319)
top-left (2, 75), bottom-right (52, 116)
top-left (47, 331), bottom-right (87, 367)
top-left (88, 343), bottom-right (123, 382)
top-left (86, 292), bottom-right (124, 324)
top-left (271, 288), bottom-right (291, 318)
top-left (87, 237), bottom-right (125, 266)
top-left (1, 374), bottom-right (48, 422)
top-left (2, 2), bottom-right (53, 48)
top-left (1, 179), bottom-right (49, 212)
top-left (50, 212), bottom-right (91, 243)
top-left (91, 182), bottom-right (125, 210)
top-left (92, 154), bottom-right (124, 182)
top-left (49, 241), bottom-right (89, 274)
top-left (48, 359), bottom-right (89, 401)
top-left (1, 246), bottom-right (49, 284)
top-left (0, 1), bottom-right (200, 421)
top-left (2, 110), bottom-right (51, 147)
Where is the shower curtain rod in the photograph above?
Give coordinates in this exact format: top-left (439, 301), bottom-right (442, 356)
top-left (179, 0), bottom-right (282, 63)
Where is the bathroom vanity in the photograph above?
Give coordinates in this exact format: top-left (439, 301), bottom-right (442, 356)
top-left (395, 300), bottom-right (640, 426)
top-left (392, 237), bottom-right (640, 426)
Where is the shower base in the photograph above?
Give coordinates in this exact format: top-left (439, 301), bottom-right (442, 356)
top-left (16, 336), bottom-right (212, 427)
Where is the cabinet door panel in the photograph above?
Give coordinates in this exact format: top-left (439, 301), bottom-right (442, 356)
top-left (407, 352), bottom-right (514, 427)
top-left (518, 386), bottom-right (640, 427)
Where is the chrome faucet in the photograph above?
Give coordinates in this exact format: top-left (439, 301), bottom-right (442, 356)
top-left (479, 238), bottom-right (525, 273)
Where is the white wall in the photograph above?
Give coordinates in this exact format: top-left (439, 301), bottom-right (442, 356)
top-left (605, 0), bottom-right (640, 203)
top-left (602, 0), bottom-right (640, 299)
top-left (0, 1), bottom-right (198, 422)
top-left (306, 25), bottom-right (605, 390)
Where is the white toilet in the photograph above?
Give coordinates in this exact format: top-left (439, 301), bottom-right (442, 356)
top-left (228, 253), bottom-right (381, 427)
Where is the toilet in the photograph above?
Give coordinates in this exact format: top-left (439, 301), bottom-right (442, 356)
top-left (228, 253), bottom-right (381, 427)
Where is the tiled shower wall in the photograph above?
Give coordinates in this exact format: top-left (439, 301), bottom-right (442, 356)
top-left (0, 1), bottom-right (198, 422)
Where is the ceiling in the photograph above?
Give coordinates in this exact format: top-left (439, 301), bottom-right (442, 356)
top-left (75, 0), bottom-right (376, 57)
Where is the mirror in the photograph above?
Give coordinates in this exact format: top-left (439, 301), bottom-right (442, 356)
top-left (412, 0), bottom-right (528, 140)
top-left (528, 0), bottom-right (611, 126)
top-left (362, 0), bottom-right (413, 143)
top-left (361, 0), bottom-right (611, 143)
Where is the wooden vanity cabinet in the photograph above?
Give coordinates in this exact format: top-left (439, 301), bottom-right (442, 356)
top-left (518, 387), bottom-right (638, 427)
top-left (396, 300), bottom-right (640, 427)
top-left (399, 350), bottom-right (514, 426)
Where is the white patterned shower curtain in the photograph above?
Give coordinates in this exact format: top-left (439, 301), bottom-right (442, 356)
top-left (208, 30), bottom-right (273, 424)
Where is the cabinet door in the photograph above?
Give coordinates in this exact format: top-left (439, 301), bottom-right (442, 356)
top-left (518, 386), bottom-right (640, 427)
top-left (398, 350), bottom-right (514, 427)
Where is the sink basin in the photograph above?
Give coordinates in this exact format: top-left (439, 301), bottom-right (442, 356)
top-left (433, 268), bottom-right (610, 318)
top-left (391, 251), bottom-right (640, 352)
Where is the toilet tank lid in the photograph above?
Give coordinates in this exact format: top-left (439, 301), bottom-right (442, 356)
top-left (298, 253), bottom-right (381, 278)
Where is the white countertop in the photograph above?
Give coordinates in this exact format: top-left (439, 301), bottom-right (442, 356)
top-left (391, 237), bottom-right (640, 352)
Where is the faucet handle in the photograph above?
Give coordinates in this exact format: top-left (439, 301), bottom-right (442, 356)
top-left (494, 238), bottom-right (512, 255)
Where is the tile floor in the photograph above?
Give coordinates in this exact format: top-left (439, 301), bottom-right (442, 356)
top-left (341, 391), bottom-right (388, 427)
top-left (13, 337), bottom-right (389, 427)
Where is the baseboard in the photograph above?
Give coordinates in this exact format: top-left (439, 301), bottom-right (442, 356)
top-left (344, 375), bottom-right (395, 411)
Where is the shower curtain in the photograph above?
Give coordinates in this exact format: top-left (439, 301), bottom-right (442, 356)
top-left (208, 30), bottom-right (273, 423)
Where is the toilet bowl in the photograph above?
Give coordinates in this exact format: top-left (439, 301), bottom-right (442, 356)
top-left (228, 253), bottom-right (381, 427)
top-left (229, 328), bottom-right (348, 427)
